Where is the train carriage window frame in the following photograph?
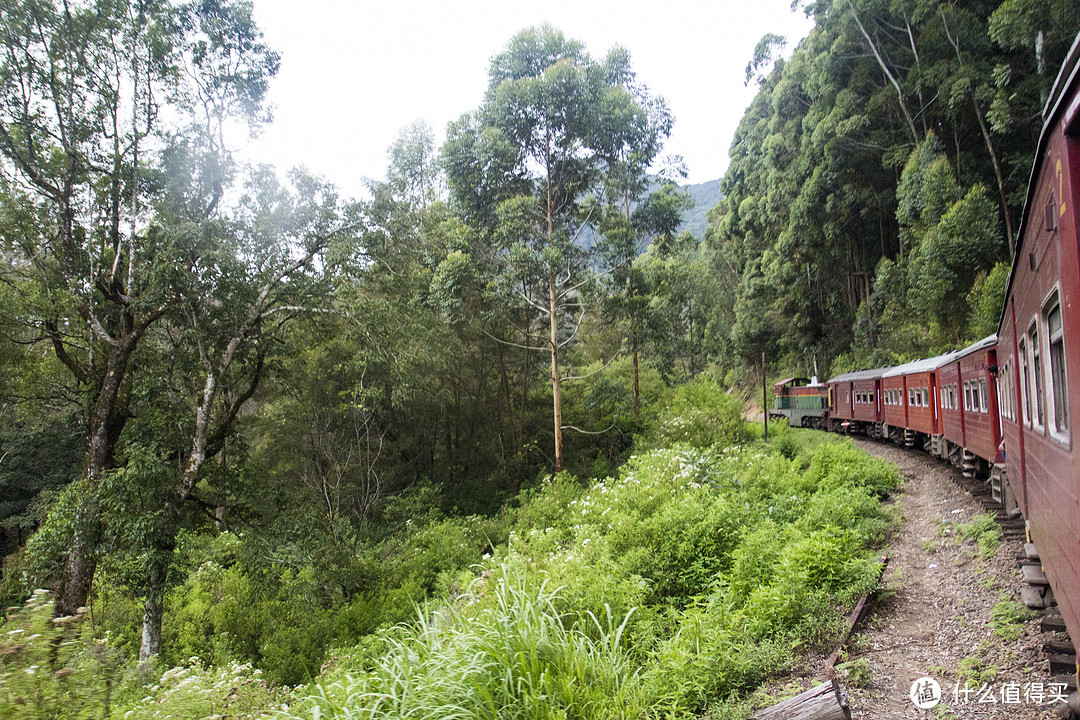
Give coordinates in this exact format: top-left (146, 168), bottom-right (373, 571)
top-left (1044, 289), bottom-right (1070, 444)
top-left (1029, 319), bottom-right (1046, 431)
top-left (1000, 367), bottom-right (1007, 419)
top-left (979, 379), bottom-right (989, 414)
top-left (1019, 337), bottom-right (1031, 426)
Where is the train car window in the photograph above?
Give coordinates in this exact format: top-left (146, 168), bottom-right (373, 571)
top-left (922, 388), bottom-right (929, 407)
top-left (1046, 299), bottom-right (1069, 436)
top-left (1019, 338), bottom-right (1031, 425)
top-left (979, 379), bottom-right (988, 413)
top-left (963, 381), bottom-right (970, 411)
top-left (1030, 321), bottom-right (1046, 429)
top-left (907, 389), bottom-right (913, 406)
top-left (1000, 362), bottom-right (1011, 421)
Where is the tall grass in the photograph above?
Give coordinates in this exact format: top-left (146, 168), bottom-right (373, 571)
top-left (284, 563), bottom-right (646, 720)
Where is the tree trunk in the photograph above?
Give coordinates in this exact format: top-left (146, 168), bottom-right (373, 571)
top-left (688, 296), bottom-right (696, 379)
top-left (54, 509), bottom-right (102, 618)
top-left (55, 342), bottom-right (134, 617)
top-left (629, 258), bottom-right (639, 418)
top-left (849, 1), bottom-right (921, 146)
top-left (549, 272), bottom-right (563, 472)
top-left (139, 537), bottom-right (172, 661)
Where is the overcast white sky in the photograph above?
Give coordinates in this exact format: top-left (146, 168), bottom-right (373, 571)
top-left (239, 0), bottom-right (815, 198)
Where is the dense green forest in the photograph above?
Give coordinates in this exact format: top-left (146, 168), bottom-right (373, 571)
top-left (712, 0), bottom-right (1080, 372)
top-left (0, 0), bottom-right (1075, 717)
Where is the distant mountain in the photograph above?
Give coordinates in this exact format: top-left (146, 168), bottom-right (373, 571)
top-left (676, 178), bottom-right (723, 240)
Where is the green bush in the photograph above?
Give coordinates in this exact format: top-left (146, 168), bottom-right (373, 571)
top-left (650, 378), bottom-right (750, 449)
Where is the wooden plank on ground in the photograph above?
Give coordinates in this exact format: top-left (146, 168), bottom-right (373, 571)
top-left (1044, 640), bottom-right (1076, 655)
top-left (1041, 615), bottom-right (1068, 632)
top-left (750, 679), bottom-right (851, 720)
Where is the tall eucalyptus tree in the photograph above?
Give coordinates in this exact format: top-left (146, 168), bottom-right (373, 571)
top-left (446, 25), bottom-right (669, 471)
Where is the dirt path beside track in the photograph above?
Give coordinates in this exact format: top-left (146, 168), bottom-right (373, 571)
top-left (842, 439), bottom-right (1064, 719)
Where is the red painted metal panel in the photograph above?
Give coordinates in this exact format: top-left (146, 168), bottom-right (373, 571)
top-left (881, 375), bottom-right (906, 428)
top-left (998, 87), bottom-right (1080, 655)
top-left (852, 378), bottom-right (881, 423)
top-left (830, 381), bottom-right (854, 420)
top-left (956, 348), bottom-right (999, 462)
top-left (940, 360), bottom-right (963, 449)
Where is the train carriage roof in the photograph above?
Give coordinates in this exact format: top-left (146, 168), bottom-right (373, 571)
top-left (826, 367), bottom-right (891, 384)
top-left (948, 334), bottom-right (998, 361)
top-left (881, 350), bottom-right (960, 378)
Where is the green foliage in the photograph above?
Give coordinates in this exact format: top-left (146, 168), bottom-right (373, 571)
top-left (704, 0), bottom-right (1076, 368)
top-left (958, 654), bottom-right (998, 687)
top-left (2, 480), bottom-right (84, 608)
top-left (835, 658), bottom-right (872, 688)
top-left (0, 591), bottom-right (281, 720)
top-left (965, 261), bottom-right (1010, 339)
top-left (559, 355), bottom-right (665, 477)
top-left (281, 564), bottom-right (648, 720)
top-left (989, 600), bottom-right (1036, 641)
top-left (0, 591), bottom-right (122, 720)
top-left (298, 434), bottom-right (895, 718)
top-left (957, 514), bottom-right (1003, 558)
top-left (650, 378), bottom-right (750, 449)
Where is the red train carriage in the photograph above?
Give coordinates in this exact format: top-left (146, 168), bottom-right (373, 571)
top-left (827, 368), bottom-right (887, 436)
top-left (995, 36), bottom-right (1080, 648)
top-left (938, 335), bottom-right (1001, 476)
top-left (880, 352), bottom-right (956, 451)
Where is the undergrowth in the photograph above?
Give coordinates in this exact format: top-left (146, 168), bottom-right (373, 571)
top-left (989, 600), bottom-right (1035, 641)
top-left (957, 513), bottom-right (1002, 558)
top-left (285, 433), bottom-right (898, 719)
top-left (2, 396), bottom-right (901, 720)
